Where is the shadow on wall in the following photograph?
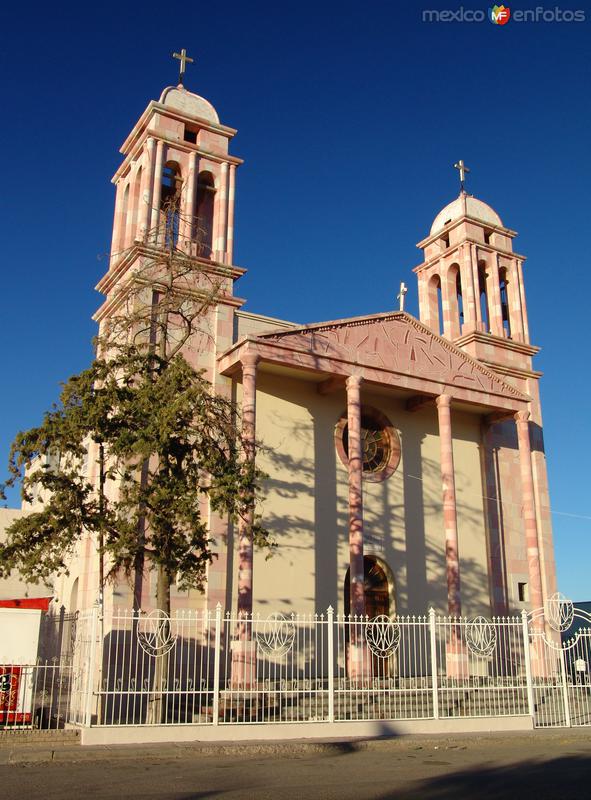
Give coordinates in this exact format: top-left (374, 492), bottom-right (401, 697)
top-left (255, 381), bottom-right (494, 617)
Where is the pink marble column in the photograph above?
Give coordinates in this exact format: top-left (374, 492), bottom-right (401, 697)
top-left (471, 244), bottom-right (483, 330)
top-left (124, 165), bottom-right (140, 246)
top-left (515, 411), bottom-right (544, 626)
top-left (109, 180), bottom-right (125, 264)
top-left (436, 394), bottom-right (462, 617)
top-left (150, 140), bottom-right (165, 241)
top-left (460, 243), bottom-right (477, 331)
top-left (237, 352), bottom-right (259, 620)
top-left (226, 164), bottom-right (236, 264)
top-left (181, 151), bottom-right (197, 250)
top-left (215, 162), bottom-right (229, 262)
top-left (232, 352), bottom-right (259, 689)
top-left (346, 375), bottom-right (365, 617)
top-left (486, 253), bottom-right (504, 337)
top-left (516, 260), bottom-right (530, 344)
top-left (138, 137), bottom-right (155, 241)
top-left (507, 259), bottom-right (525, 342)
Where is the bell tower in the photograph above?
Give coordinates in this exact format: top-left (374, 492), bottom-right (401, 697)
top-left (93, 62), bottom-right (246, 375)
top-left (106, 81), bottom-right (242, 271)
top-left (91, 61), bottom-right (247, 610)
top-left (414, 172), bottom-right (556, 614)
top-left (415, 189), bottom-right (530, 348)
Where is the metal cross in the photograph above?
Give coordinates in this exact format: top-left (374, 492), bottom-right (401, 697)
top-left (397, 282), bottom-right (408, 312)
top-left (172, 48), bottom-right (194, 85)
top-left (454, 159), bottom-right (470, 191)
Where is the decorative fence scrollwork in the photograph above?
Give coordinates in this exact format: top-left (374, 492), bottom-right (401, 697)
top-left (466, 616), bottom-right (497, 657)
top-left (365, 615), bottom-right (401, 658)
top-left (137, 610), bottom-right (177, 658)
top-left (545, 592), bottom-right (575, 633)
top-left (255, 613), bottom-right (296, 657)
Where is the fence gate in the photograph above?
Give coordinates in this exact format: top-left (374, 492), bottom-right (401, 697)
top-left (529, 594), bottom-right (591, 728)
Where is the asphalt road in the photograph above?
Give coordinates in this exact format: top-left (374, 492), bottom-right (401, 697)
top-left (2, 733), bottom-right (591, 799)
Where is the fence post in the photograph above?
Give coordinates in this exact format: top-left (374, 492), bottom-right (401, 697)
top-left (521, 609), bottom-right (535, 724)
top-left (429, 608), bottom-right (439, 720)
top-left (327, 606), bottom-right (335, 723)
top-left (84, 603), bottom-right (99, 727)
top-left (212, 603), bottom-right (222, 726)
top-left (559, 646), bottom-right (571, 727)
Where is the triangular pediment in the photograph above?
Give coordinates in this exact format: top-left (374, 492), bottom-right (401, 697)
top-left (256, 312), bottom-right (528, 402)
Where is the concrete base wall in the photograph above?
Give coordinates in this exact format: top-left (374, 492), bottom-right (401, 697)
top-left (81, 715), bottom-right (533, 746)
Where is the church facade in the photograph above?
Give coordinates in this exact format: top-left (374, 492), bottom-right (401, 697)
top-left (57, 79), bottom-right (556, 625)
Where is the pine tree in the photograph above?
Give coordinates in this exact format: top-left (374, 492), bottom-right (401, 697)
top-left (0, 347), bottom-right (271, 612)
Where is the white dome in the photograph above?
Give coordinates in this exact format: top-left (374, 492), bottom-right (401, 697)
top-left (159, 86), bottom-right (219, 125)
top-left (430, 195), bottom-right (503, 235)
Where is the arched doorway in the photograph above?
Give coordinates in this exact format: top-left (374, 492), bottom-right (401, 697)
top-left (344, 557), bottom-right (394, 678)
top-left (344, 556), bottom-right (392, 619)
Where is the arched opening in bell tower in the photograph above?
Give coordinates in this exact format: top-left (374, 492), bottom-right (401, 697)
top-left (446, 264), bottom-right (463, 338)
top-left (195, 171), bottom-right (215, 257)
top-left (161, 161), bottom-right (182, 205)
top-left (499, 266), bottom-right (511, 338)
top-left (161, 161), bottom-right (182, 247)
top-left (478, 262), bottom-right (490, 333)
top-left (427, 273), bottom-right (443, 335)
top-left (456, 268), bottom-right (464, 330)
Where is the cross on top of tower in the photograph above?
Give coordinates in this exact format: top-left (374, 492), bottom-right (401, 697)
top-left (172, 48), bottom-right (194, 85)
top-left (453, 159), bottom-right (470, 192)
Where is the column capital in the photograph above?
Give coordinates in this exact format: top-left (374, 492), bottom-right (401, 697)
top-left (515, 410), bottom-right (531, 424)
top-left (241, 352), bottom-right (260, 371)
top-left (436, 393), bottom-right (452, 409)
top-left (346, 374), bottom-right (363, 391)
top-left (146, 135), bottom-right (156, 148)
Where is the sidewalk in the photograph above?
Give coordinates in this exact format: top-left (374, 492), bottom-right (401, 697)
top-left (1, 728), bottom-right (590, 767)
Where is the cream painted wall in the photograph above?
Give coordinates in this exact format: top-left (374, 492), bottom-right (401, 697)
top-left (0, 508), bottom-right (53, 601)
top-left (240, 372), bottom-right (492, 618)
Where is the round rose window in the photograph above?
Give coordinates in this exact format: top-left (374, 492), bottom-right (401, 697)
top-left (335, 406), bottom-right (401, 482)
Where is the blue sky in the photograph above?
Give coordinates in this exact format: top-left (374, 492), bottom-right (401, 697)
top-left (1, 1), bottom-right (589, 599)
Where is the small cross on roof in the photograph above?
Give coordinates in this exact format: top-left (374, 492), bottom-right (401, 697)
top-left (172, 48), bottom-right (194, 85)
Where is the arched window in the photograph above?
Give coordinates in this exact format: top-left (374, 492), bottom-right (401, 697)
top-left (343, 556), bottom-right (396, 676)
top-left (478, 262), bottom-right (490, 333)
top-left (160, 161), bottom-right (182, 247)
top-left (195, 171), bottom-right (215, 257)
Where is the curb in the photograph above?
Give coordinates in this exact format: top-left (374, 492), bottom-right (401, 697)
top-left (2, 728), bottom-right (590, 766)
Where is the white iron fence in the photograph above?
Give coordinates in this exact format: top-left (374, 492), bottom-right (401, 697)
top-left (1, 610), bottom-right (78, 730)
top-left (2, 594), bottom-right (590, 731)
